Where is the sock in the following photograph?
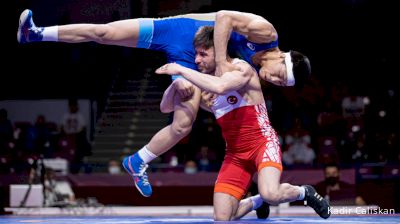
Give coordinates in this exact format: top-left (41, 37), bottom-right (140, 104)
top-left (42, 26), bottom-right (58, 41)
top-left (137, 145), bottom-right (157, 164)
top-left (296, 186), bottom-right (305, 200)
top-left (250, 194), bottom-right (264, 210)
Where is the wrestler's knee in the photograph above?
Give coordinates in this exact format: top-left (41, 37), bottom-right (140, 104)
top-left (94, 24), bottom-right (113, 43)
top-left (260, 188), bottom-right (280, 206)
top-left (213, 211), bottom-right (233, 221)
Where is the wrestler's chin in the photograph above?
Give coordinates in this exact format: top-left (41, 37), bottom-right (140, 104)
top-left (198, 67), bottom-right (206, 73)
top-left (199, 67), bottom-right (213, 75)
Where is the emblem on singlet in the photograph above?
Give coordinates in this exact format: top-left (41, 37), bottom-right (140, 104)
top-left (227, 96), bottom-right (238, 105)
top-left (247, 42), bottom-right (255, 51)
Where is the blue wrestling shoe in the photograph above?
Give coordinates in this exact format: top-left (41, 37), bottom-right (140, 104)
top-left (122, 154), bottom-right (152, 197)
top-left (17, 9), bottom-right (44, 43)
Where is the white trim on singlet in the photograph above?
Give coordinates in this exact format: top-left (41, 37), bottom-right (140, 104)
top-left (211, 91), bottom-right (250, 119)
top-left (211, 58), bottom-right (252, 119)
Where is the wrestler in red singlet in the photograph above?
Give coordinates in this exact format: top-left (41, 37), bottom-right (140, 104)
top-left (212, 60), bottom-right (282, 200)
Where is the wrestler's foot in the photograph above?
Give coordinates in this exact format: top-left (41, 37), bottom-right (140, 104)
top-left (303, 185), bottom-right (330, 219)
top-left (122, 153), bottom-right (152, 197)
top-left (17, 9), bottom-right (44, 43)
top-left (256, 202), bottom-right (270, 219)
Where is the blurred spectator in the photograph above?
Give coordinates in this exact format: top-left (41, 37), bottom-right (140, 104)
top-left (315, 164), bottom-right (366, 206)
top-left (350, 133), bottom-right (370, 164)
top-left (61, 99), bottom-right (86, 136)
top-left (169, 155), bottom-right (179, 167)
top-left (12, 122), bottom-right (34, 173)
top-left (60, 98), bottom-right (92, 174)
top-left (282, 142), bottom-right (315, 167)
top-left (196, 145), bottom-right (217, 172)
top-left (283, 117), bottom-right (315, 166)
top-left (43, 168), bottom-right (76, 207)
top-left (56, 133), bottom-right (76, 162)
top-left (108, 159), bottom-right (122, 175)
top-left (317, 136), bottom-right (340, 166)
top-left (339, 123), bottom-right (369, 165)
top-left (184, 160), bottom-right (198, 174)
top-left (341, 91), bottom-right (365, 119)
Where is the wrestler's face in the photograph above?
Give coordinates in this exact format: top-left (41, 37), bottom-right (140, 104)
top-left (258, 53), bottom-right (288, 86)
top-left (195, 46), bottom-right (216, 74)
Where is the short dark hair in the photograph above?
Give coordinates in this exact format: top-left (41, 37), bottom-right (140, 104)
top-left (324, 163), bottom-right (340, 170)
top-left (291, 50), bottom-right (311, 90)
top-left (193, 26), bottom-right (214, 49)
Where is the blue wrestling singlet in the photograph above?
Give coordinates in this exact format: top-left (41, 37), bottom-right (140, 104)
top-left (137, 17), bottom-right (279, 77)
top-left (137, 18), bottom-right (213, 79)
top-left (228, 33), bottom-right (279, 69)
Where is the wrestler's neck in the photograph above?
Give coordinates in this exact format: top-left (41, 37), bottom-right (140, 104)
top-left (252, 47), bottom-right (281, 67)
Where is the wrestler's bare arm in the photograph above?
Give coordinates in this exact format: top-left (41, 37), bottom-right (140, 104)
top-left (156, 62), bottom-right (253, 95)
top-left (214, 10), bottom-right (277, 63)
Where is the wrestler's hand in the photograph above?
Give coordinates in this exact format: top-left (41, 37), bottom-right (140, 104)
top-left (215, 61), bottom-right (239, 76)
top-left (173, 79), bottom-right (194, 101)
top-left (201, 91), bottom-right (217, 107)
top-left (155, 63), bottom-right (183, 76)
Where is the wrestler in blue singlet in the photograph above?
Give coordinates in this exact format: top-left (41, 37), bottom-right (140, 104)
top-left (136, 17), bottom-right (279, 78)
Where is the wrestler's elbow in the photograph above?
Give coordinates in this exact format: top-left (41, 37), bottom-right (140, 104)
top-left (160, 106), bottom-right (173, 114)
top-left (94, 24), bottom-right (112, 44)
top-left (213, 84), bottom-right (228, 95)
top-left (216, 11), bottom-right (232, 24)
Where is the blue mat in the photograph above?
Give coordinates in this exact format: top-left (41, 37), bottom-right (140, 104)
top-left (0, 216), bottom-right (399, 224)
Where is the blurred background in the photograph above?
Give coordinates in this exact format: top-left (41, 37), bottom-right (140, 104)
top-left (1, 0), bottom-right (398, 214)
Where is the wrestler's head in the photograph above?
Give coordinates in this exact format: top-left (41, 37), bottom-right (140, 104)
top-left (258, 50), bottom-right (311, 89)
top-left (193, 26), bottom-right (216, 74)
